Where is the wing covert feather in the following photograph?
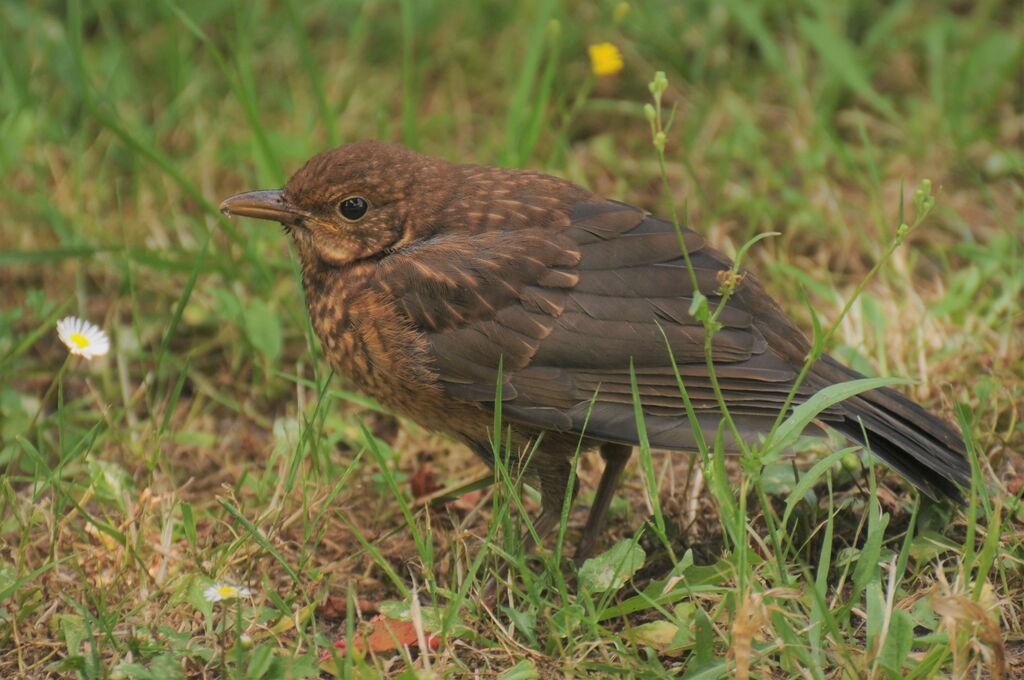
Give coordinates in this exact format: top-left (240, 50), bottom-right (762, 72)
top-left (375, 200), bottom-right (816, 448)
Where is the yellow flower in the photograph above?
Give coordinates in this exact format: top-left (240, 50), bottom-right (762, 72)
top-left (588, 42), bottom-right (624, 77)
top-left (203, 583), bottom-right (253, 602)
top-left (56, 316), bottom-right (110, 359)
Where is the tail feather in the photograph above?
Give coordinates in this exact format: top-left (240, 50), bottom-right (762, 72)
top-left (817, 356), bottom-right (970, 501)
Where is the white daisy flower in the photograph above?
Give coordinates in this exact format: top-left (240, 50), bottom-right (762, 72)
top-left (56, 316), bottom-right (110, 359)
top-left (203, 583), bottom-right (254, 603)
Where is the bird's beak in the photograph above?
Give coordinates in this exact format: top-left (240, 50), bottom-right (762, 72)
top-left (219, 190), bottom-right (308, 223)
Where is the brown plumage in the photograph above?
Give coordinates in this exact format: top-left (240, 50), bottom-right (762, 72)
top-left (220, 140), bottom-right (969, 559)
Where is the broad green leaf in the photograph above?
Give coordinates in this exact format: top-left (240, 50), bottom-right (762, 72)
top-left (599, 557), bottom-right (735, 621)
top-left (378, 600), bottom-right (445, 631)
top-left (88, 459), bottom-right (134, 512)
top-left (245, 645), bottom-right (274, 679)
top-left (866, 579), bottom-right (884, 651)
top-left (879, 609), bottom-right (914, 673)
top-left (502, 606), bottom-right (537, 642)
top-left (781, 446), bottom-right (858, 527)
top-left (112, 663), bottom-right (155, 679)
top-left (186, 575), bottom-right (215, 619)
top-left (57, 613), bottom-right (86, 657)
top-left (244, 297), bottom-right (283, 365)
top-left (578, 539), bottom-right (645, 593)
top-left (759, 461), bottom-right (802, 497)
top-left (622, 619), bottom-right (691, 656)
top-left (272, 416), bottom-right (300, 457)
top-left (550, 603), bottom-right (585, 637)
top-left (500, 659), bottom-right (540, 680)
top-left (853, 499), bottom-right (889, 599)
top-left (0, 563), bottom-right (16, 596)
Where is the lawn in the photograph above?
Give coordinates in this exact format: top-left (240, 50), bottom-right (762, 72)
top-left (1, 1), bottom-right (1021, 677)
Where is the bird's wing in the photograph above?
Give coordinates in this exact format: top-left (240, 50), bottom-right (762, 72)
top-left (375, 201), bottom-right (828, 450)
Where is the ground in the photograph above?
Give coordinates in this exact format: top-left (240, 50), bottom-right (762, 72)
top-left (1, 1), bottom-right (1021, 678)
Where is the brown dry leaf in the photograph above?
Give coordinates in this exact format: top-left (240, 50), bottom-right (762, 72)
top-left (320, 614), bottom-right (441, 660)
top-left (731, 591), bottom-right (768, 680)
top-left (316, 596), bottom-right (379, 621)
top-left (410, 462), bottom-right (440, 499)
top-left (932, 582), bottom-right (1005, 680)
top-left (450, 488), bottom-right (483, 513)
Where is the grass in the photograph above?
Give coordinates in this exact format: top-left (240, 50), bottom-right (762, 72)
top-left (1, 0), bottom-right (1022, 677)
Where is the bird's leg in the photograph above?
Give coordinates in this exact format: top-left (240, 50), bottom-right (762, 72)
top-left (575, 443), bottom-right (633, 563)
top-left (519, 453), bottom-right (576, 554)
top-left (482, 452), bottom-right (575, 606)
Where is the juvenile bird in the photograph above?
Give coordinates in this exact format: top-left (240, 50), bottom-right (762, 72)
top-left (220, 141), bottom-right (969, 559)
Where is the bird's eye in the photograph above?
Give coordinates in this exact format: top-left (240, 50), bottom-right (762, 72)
top-left (338, 196), bottom-right (369, 222)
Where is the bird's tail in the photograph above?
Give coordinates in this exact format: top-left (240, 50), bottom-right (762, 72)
top-left (816, 355), bottom-right (971, 501)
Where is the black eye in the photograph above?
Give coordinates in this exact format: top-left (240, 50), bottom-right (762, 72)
top-left (338, 196), bottom-right (369, 221)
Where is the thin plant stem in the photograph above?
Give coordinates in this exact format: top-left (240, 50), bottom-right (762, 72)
top-left (21, 354), bottom-right (74, 444)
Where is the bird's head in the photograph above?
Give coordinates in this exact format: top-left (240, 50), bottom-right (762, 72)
top-left (220, 141), bottom-right (452, 268)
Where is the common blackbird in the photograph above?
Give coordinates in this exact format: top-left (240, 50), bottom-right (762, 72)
top-left (221, 141), bottom-right (969, 559)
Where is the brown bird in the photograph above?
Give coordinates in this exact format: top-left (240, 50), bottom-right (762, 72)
top-left (220, 141), bottom-right (969, 559)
